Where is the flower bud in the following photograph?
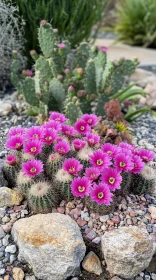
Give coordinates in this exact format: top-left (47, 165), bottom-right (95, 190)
top-left (68, 86), bottom-right (75, 98)
top-left (40, 20), bottom-right (47, 26)
top-left (12, 50), bottom-right (17, 59)
top-left (77, 90), bottom-right (86, 97)
top-left (57, 74), bottom-right (64, 80)
top-left (30, 50), bottom-right (38, 61)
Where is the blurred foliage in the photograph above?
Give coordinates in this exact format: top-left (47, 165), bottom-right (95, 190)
top-left (5, 0), bottom-right (109, 61)
top-left (113, 0), bottom-right (156, 48)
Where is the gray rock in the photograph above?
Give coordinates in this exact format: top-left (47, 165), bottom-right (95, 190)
top-left (101, 226), bottom-right (154, 279)
top-left (25, 276), bottom-right (36, 280)
top-left (151, 274), bottom-right (156, 280)
top-left (135, 277), bottom-right (143, 280)
top-left (5, 244), bottom-right (16, 254)
top-left (0, 268), bottom-right (5, 275)
top-left (10, 254), bottom-right (17, 264)
top-left (0, 227), bottom-right (5, 239)
top-left (145, 275), bottom-right (150, 280)
top-left (2, 235), bottom-right (10, 246)
top-left (0, 252), bottom-right (4, 258)
top-left (12, 213), bottom-right (86, 280)
top-left (0, 208), bottom-right (6, 218)
top-left (99, 215), bottom-right (109, 223)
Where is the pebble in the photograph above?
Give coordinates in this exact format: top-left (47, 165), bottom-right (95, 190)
top-left (145, 275), bottom-right (151, 280)
top-left (101, 225), bottom-right (107, 231)
top-left (5, 245), bottom-right (16, 254)
top-left (92, 237), bottom-right (101, 244)
top-left (77, 218), bottom-right (87, 227)
top-left (0, 268), bottom-right (5, 275)
top-left (1, 223), bottom-right (12, 233)
top-left (86, 230), bottom-right (96, 240)
top-left (151, 273), bottom-right (156, 280)
top-left (135, 277), bottom-right (143, 280)
top-left (25, 276), bottom-right (36, 280)
top-left (12, 267), bottom-right (24, 280)
top-left (2, 216), bottom-right (10, 223)
top-left (10, 254), bottom-right (16, 264)
top-left (2, 235), bottom-right (10, 246)
top-left (0, 208), bottom-right (6, 218)
top-left (99, 215), bottom-right (109, 223)
top-left (0, 227), bottom-right (5, 239)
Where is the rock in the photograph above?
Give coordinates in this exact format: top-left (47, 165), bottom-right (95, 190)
top-left (146, 255), bottom-right (156, 272)
top-left (12, 213), bottom-right (86, 280)
top-left (25, 276), bottom-right (36, 280)
top-left (0, 268), bottom-right (5, 275)
top-left (135, 277), bottom-right (143, 280)
top-left (148, 206), bottom-right (156, 220)
top-left (101, 226), bottom-right (154, 278)
top-left (86, 230), bottom-right (96, 240)
top-left (151, 273), bottom-right (156, 280)
top-left (4, 275), bottom-right (9, 280)
top-left (10, 254), bottom-right (17, 264)
top-left (145, 275), bottom-right (150, 280)
top-left (100, 215), bottom-right (109, 223)
top-left (1, 223), bottom-right (12, 233)
top-left (0, 227), bottom-right (5, 239)
top-left (0, 188), bottom-right (23, 207)
top-left (77, 218), bottom-right (87, 227)
top-left (130, 69), bottom-right (153, 83)
top-left (12, 267), bottom-right (24, 280)
top-left (92, 237), bottom-right (101, 244)
top-left (82, 251), bottom-right (102, 276)
top-left (111, 277), bottom-right (122, 280)
top-left (0, 208), bottom-right (6, 218)
top-left (5, 245), bottom-right (16, 254)
top-left (2, 235), bottom-right (10, 246)
top-left (2, 216), bottom-right (10, 223)
top-left (0, 101), bottom-right (12, 116)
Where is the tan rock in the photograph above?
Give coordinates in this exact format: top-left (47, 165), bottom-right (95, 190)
top-left (130, 69), bottom-right (153, 83)
top-left (0, 187), bottom-right (23, 207)
top-left (148, 206), bottom-right (156, 220)
top-left (13, 267), bottom-right (24, 280)
top-left (82, 251), bottom-right (102, 275)
top-left (12, 213), bottom-right (86, 280)
top-left (101, 226), bottom-right (154, 278)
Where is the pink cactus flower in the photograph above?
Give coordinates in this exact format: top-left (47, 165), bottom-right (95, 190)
top-left (6, 136), bottom-right (23, 151)
top-left (101, 168), bottom-right (122, 191)
top-left (63, 158), bottom-right (83, 175)
top-left (68, 86), bottom-right (75, 92)
top-left (54, 140), bottom-right (71, 155)
top-left (98, 46), bottom-right (109, 53)
top-left (85, 167), bottom-right (100, 181)
top-left (5, 154), bottom-right (17, 166)
top-left (49, 112), bottom-right (67, 123)
top-left (42, 128), bottom-right (57, 145)
top-left (21, 159), bottom-right (43, 178)
top-left (138, 148), bottom-right (155, 162)
top-left (65, 68), bottom-right (70, 74)
top-left (25, 70), bottom-right (33, 77)
top-left (71, 177), bottom-right (91, 197)
top-left (114, 154), bottom-right (133, 172)
top-left (75, 119), bottom-right (90, 135)
top-left (72, 139), bottom-right (86, 151)
top-left (90, 183), bottom-right (112, 205)
top-left (85, 133), bottom-right (100, 147)
top-left (58, 43), bottom-right (66, 49)
top-left (81, 114), bottom-right (99, 126)
top-left (119, 142), bottom-right (135, 151)
top-left (43, 120), bottom-right (61, 132)
top-left (89, 150), bottom-right (111, 170)
top-left (61, 124), bottom-right (75, 137)
top-left (25, 126), bottom-right (44, 140)
top-left (23, 140), bottom-right (43, 155)
top-left (102, 143), bottom-right (120, 158)
top-left (8, 127), bottom-right (24, 137)
top-left (131, 155), bottom-right (144, 174)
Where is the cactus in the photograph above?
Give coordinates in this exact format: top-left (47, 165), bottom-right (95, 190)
top-left (85, 196), bottom-right (117, 215)
top-left (17, 172), bottom-right (33, 196)
top-left (54, 169), bottom-right (73, 200)
top-left (46, 153), bottom-right (64, 179)
top-left (11, 20), bottom-right (138, 122)
top-left (28, 181), bottom-right (60, 214)
top-left (3, 164), bottom-right (20, 188)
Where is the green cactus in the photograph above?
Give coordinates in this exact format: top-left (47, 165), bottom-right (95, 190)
top-left (119, 59), bottom-right (136, 76)
top-left (46, 153), bottom-right (64, 179)
top-left (109, 68), bottom-right (125, 95)
top-left (85, 196), bottom-right (117, 215)
top-left (96, 94), bottom-right (109, 116)
top-left (3, 164), bottom-right (20, 188)
top-left (85, 59), bottom-right (97, 94)
top-left (35, 56), bottom-right (52, 81)
top-left (23, 77), bottom-right (39, 107)
top-left (49, 79), bottom-right (66, 111)
top-left (17, 171), bottom-right (33, 196)
top-left (38, 21), bottom-right (55, 58)
top-left (73, 42), bottom-right (91, 69)
top-left (65, 101), bottom-right (83, 123)
top-left (10, 58), bottom-right (23, 93)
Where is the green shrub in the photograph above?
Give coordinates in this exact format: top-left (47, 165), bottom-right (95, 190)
top-left (114, 0), bottom-right (156, 48)
top-left (5, 0), bottom-right (109, 57)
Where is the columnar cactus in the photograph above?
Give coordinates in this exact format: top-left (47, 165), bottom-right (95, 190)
top-left (11, 20), bottom-right (139, 122)
top-left (4, 112), bottom-right (155, 214)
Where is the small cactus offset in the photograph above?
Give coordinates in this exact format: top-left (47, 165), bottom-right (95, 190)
top-left (4, 112), bottom-right (155, 214)
top-left (11, 20), bottom-right (139, 122)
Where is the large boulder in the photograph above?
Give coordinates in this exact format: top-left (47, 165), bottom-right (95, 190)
top-left (101, 226), bottom-right (154, 279)
top-left (12, 213), bottom-right (86, 280)
top-left (0, 187), bottom-right (23, 207)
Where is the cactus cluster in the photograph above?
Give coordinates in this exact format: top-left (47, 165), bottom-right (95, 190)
top-left (4, 112), bottom-right (155, 214)
top-left (11, 20), bottom-right (139, 122)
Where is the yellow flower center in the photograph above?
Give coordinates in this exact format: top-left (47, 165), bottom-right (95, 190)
top-left (33, 134), bottom-right (38, 138)
top-left (55, 118), bottom-right (60, 121)
top-left (80, 126), bottom-right (85, 131)
top-left (30, 147), bottom-right (37, 152)
top-left (69, 167), bottom-right (75, 172)
top-left (46, 136), bottom-right (52, 141)
top-left (15, 143), bottom-right (20, 147)
top-left (16, 133), bottom-right (20, 136)
top-left (109, 177), bottom-right (115, 184)
top-left (91, 173), bottom-right (95, 178)
top-left (107, 151), bottom-right (112, 154)
top-left (65, 131), bottom-right (70, 135)
top-left (89, 139), bottom-right (94, 143)
top-left (88, 119), bottom-right (92, 124)
top-left (98, 192), bottom-right (104, 199)
top-left (97, 159), bottom-right (103, 166)
top-left (120, 162), bottom-right (126, 167)
top-left (30, 167), bottom-right (36, 173)
top-left (78, 186), bottom-right (85, 192)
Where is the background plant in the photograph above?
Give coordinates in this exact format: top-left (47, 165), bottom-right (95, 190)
top-left (5, 0), bottom-right (109, 62)
top-left (113, 0), bottom-right (156, 48)
top-left (11, 21), bottom-right (144, 123)
top-left (0, 0), bottom-right (26, 89)
top-left (4, 112), bottom-right (155, 214)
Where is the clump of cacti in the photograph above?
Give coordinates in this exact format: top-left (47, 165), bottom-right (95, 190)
top-left (11, 20), bottom-right (139, 122)
top-left (4, 112), bottom-right (155, 214)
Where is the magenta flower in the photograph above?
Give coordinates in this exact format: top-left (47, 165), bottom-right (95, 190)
top-left (21, 159), bottom-right (43, 178)
top-left (54, 140), bottom-right (71, 155)
top-left (131, 155), bottom-right (144, 174)
top-left (114, 154), bottom-right (133, 172)
top-left (85, 167), bottom-right (100, 181)
top-left (71, 177), bottom-right (91, 197)
top-left (89, 150), bottom-right (111, 170)
top-left (5, 154), bottom-right (17, 166)
top-left (65, 68), bottom-right (70, 74)
top-left (102, 143), bottom-right (120, 158)
top-left (49, 112), bottom-right (67, 123)
top-left (63, 158), bottom-right (83, 175)
top-left (72, 139), bottom-right (86, 151)
top-left (43, 120), bottom-right (61, 132)
top-left (98, 46), bottom-right (109, 53)
top-left (101, 168), bottom-right (122, 191)
top-left (90, 183), bottom-right (112, 205)
top-left (68, 85), bottom-right (75, 92)
top-left (25, 126), bottom-right (44, 140)
top-left (81, 114), bottom-right (98, 126)
top-left (58, 43), bottom-right (66, 49)
top-left (85, 133), bottom-right (100, 146)
top-left (138, 148), bottom-right (155, 162)
top-left (8, 127), bottom-right (24, 137)
top-left (75, 119), bottom-right (90, 134)
top-left (6, 136), bottom-right (23, 151)
top-left (42, 129), bottom-right (57, 145)
top-left (25, 70), bottom-right (33, 77)
top-left (119, 142), bottom-right (134, 151)
top-left (23, 140), bottom-right (43, 155)
top-left (61, 124), bottom-right (75, 137)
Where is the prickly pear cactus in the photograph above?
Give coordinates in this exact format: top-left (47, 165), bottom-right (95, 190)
top-left (85, 59), bottom-right (97, 94)
top-left (38, 21), bottom-right (55, 58)
top-left (65, 101), bottom-right (83, 123)
top-left (23, 77), bottom-right (39, 107)
top-left (49, 79), bottom-right (66, 111)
